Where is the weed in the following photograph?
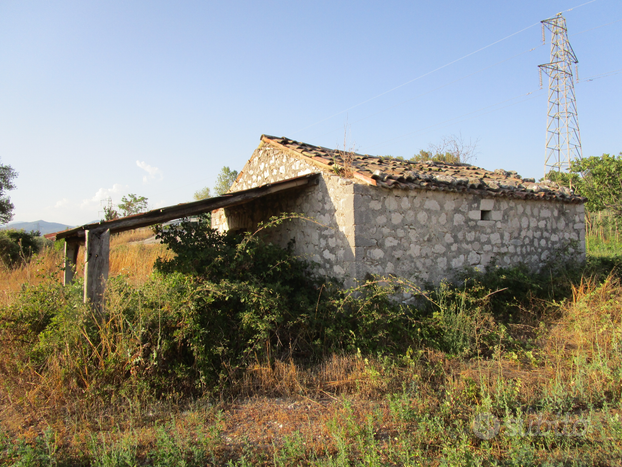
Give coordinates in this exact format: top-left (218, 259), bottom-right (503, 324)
top-left (89, 433), bottom-right (138, 467)
top-left (0, 213), bottom-right (621, 464)
top-left (0, 427), bottom-right (59, 467)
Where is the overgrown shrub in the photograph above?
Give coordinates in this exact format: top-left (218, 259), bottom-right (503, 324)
top-left (0, 229), bottom-right (46, 267)
top-left (1, 220), bottom-right (428, 397)
top-left (153, 214), bottom-right (506, 371)
top-left (1, 214), bottom-right (598, 399)
top-left (450, 251), bottom-right (593, 325)
top-left (0, 279), bottom-right (77, 344)
top-left (153, 215), bottom-right (332, 372)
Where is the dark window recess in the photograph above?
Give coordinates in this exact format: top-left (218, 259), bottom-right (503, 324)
top-left (481, 210), bottom-right (492, 221)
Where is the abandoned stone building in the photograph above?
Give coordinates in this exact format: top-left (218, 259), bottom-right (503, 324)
top-left (212, 135), bottom-right (585, 286)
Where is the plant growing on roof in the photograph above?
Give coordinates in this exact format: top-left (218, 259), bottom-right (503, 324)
top-left (334, 129), bottom-right (356, 178)
top-left (411, 134), bottom-right (479, 164)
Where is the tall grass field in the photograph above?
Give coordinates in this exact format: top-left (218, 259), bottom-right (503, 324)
top-left (1, 218), bottom-right (621, 466)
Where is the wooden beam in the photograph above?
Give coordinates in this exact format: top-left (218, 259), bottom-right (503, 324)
top-left (51, 173), bottom-right (321, 241)
top-left (44, 173), bottom-right (322, 307)
top-left (84, 229), bottom-right (110, 310)
top-left (63, 238), bottom-right (82, 285)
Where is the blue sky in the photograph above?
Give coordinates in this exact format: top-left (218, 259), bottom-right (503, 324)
top-left (1, 0), bottom-right (620, 226)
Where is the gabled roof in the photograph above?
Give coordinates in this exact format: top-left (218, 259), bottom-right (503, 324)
top-left (261, 135), bottom-right (583, 203)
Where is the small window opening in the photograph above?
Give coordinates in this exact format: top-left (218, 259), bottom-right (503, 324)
top-left (480, 210), bottom-right (492, 221)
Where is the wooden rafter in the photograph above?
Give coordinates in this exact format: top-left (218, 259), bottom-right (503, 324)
top-left (48, 173), bottom-right (321, 307)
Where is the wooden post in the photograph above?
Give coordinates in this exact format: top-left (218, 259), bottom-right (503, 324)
top-left (63, 239), bottom-right (81, 285)
top-left (84, 229), bottom-right (110, 309)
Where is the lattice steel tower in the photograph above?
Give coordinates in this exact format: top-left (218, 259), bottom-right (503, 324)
top-left (538, 13), bottom-right (582, 177)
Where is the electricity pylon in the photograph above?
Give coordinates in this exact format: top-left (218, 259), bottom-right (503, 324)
top-left (538, 13), bottom-right (582, 177)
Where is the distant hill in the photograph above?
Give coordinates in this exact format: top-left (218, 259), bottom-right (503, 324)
top-left (0, 220), bottom-right (75, 235)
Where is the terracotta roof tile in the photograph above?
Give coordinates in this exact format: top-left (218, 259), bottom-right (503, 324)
top-left (262, 135), bottom-right (584, 204)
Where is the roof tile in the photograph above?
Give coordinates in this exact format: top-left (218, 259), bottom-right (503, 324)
top-left (261, 135), bottom-right (584, 203)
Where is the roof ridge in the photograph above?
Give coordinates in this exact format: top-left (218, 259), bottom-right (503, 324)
top-left (259, 135), bottom-right (584, 203)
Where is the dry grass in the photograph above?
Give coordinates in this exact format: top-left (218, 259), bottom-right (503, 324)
top-left (0, 246), bottom-right (63, 306)
top-left (108, 230), bottom-right (173, 284)
top-left (110, 227), bottom-right (156, 245)
top-left (0, 228), bottom-right (173, 307)
top-left (1, 230), bottom-right (621, 464)
top-left (543, 274), bottom-right (622, 405)
top-left (235, 353), bottom-right (410, 400)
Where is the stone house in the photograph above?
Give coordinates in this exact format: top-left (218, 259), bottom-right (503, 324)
top-left (212, 135), bottom-right (585, 286)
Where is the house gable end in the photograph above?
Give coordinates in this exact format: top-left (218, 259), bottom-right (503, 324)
top-left (229, 141), bottom-right (322, 193)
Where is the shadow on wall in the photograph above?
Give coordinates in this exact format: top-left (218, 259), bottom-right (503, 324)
top-left (215, 177), bottom-right (355, 285)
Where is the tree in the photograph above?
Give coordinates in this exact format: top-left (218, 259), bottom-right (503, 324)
top-left (193, 166), bottom-right (239, 201)
top-left (557, 153), bottom-right (622, 217)
top-left (213, 167), bottom-right (239, 196)
top-left (0, 160), bottom-right (17, 225)
top-left (118, 194), bottom-right (149, 217)
top-left (102, 198), bottom-right (120, 221)
top-left (0, 229), bottom-right (42, 267)
top-left (411, 134), bottom-right (478, 164)
top-left (193, 186), bottom-right (211, 201)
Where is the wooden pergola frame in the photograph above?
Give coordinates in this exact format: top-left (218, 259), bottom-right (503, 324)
top-left (47, 173), bottom-right (321, 309)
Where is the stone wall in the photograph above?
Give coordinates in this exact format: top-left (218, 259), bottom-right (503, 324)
top-left (353, 184), bottom-right (585, 283)
top-left (212, 145), bottom-right (359, 283)
top-left (213, 145), bottom-right (586, 286)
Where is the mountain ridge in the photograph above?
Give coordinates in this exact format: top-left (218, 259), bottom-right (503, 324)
top-left (0, 220), bottom-right (76, 235)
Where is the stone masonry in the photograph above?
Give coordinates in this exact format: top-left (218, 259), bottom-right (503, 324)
top-left (212, 144), bottom-right (359, 281)
top-left (212, 136), bottom-right (585, 286)
top-left (353, 185), bottom-right (584, 283)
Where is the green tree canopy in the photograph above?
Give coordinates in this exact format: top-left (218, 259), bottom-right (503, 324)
top-left (118, 194), bottom-right (149, 217)
top-left (214, 166), bottom-right (239, 196)
top-left (194, 166), bottom-right (239, 201)
top-left (193, 186), bottom-right (211, 201)
top-left (554, 153), bottom-right (622, 217)
top-left (0, 160), bottom-right (18, 225)
top-left (0, 229), bottom-right (42, 267)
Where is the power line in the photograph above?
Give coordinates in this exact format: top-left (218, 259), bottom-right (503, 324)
top-left (292, 22), bottom-right (542, 136)
top-left (562, 0), bottom-right (598, 13)
top-left (367, 89), bottom-right (542, 152)
top-left (292, 1), bottom-right (598, 138)
top-left (580, 68), bottom-right (622, 82)
top-left (312, 45), bottom-right (545, 141)
top-left (575, 18), bottom-right (622, 35)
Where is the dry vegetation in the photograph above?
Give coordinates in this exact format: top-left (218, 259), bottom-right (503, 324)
top-left (0, 228), bottom-right (172, 306)
top-left (1, 224), bottom-right (621, 466)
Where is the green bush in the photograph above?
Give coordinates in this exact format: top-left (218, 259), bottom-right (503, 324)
top-left (0, 279), bottom-right (78, 345)
top-left (0, 229), bottom-right (45, 267)
top-left (153, 215), bottom-right (331, 367)
top-left (451, 253), bottom-right (590, 324)
top-left (9, 214), bottom-right (601, 398)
